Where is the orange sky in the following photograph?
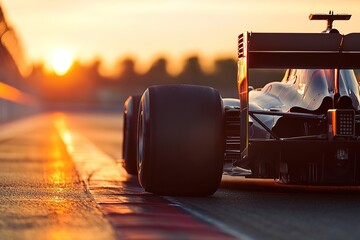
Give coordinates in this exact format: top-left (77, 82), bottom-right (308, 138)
top-left (1, 0), bottom-right (360, 75)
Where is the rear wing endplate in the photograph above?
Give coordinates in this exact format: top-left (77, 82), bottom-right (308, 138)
top-left (237, 32), bottom-right (360, 161)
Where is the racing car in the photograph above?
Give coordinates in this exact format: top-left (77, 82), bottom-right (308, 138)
top-left (122, 12), bottom-right (360, 196)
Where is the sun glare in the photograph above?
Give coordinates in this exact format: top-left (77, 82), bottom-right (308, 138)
top-left (50, 49), bottom-right (74, 76)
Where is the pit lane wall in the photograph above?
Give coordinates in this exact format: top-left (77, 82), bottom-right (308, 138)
top-left (0, 7), bottom-right (39, 122)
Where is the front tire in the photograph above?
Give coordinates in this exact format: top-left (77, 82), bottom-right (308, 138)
top-left (137, 85), bottom-right (224, 196)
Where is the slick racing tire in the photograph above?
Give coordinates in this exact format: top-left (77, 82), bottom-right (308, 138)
top-left (137, 85), bottom-right (224, 196)
top-left (122, 95), bottom-right (141, 175)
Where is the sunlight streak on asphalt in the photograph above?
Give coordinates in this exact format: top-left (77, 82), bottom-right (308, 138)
top-left (0, 114), bottom-right (116, 240)
top-left (53, 112), bottom-right (129, 184)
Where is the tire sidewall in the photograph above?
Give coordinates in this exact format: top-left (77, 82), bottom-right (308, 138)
top-left (137, 85), bottom-right (224, 196)
top-left (123, 95), bottom-right (141, 175)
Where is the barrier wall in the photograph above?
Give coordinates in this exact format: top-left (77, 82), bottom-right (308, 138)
top-left (0, 7), bottom-right (39, 122)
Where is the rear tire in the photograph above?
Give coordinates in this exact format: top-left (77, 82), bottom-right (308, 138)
top-left (137, 85), bottom-right (224, 196)
top-left (122, 95), bottom-right (141, 175)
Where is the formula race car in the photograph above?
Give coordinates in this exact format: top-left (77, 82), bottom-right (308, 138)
top-left (122, 12), bottom-right (360, 196)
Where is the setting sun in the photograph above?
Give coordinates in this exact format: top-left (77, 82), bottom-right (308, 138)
top-left (50, 49), bottom-right (74, 76)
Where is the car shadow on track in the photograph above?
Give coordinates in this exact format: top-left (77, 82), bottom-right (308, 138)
top-left (220, 175), bottom-right (360, 195)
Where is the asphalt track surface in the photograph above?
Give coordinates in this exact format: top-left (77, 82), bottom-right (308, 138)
top-left (2, 112), bottom-right (360, 239)
top-left (66, 112), bottom-right (360, 240)
top-left (0, 114), bottom-right (116, 240)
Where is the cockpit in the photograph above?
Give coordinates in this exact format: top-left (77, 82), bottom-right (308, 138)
top-left (282, 69), bottom-right (360, 111)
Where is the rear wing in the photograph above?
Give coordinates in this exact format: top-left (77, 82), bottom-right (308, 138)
top-left (238, 32), bottom-right (360, 69)
top-left (237, 32), bottom-right (360, 160)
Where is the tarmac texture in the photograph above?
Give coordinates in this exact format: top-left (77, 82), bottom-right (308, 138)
top-left (0, 113), bottom-right (234, 240)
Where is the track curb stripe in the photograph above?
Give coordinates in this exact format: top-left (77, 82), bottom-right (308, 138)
top-left (54, 117), bottom-right (236, 239)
